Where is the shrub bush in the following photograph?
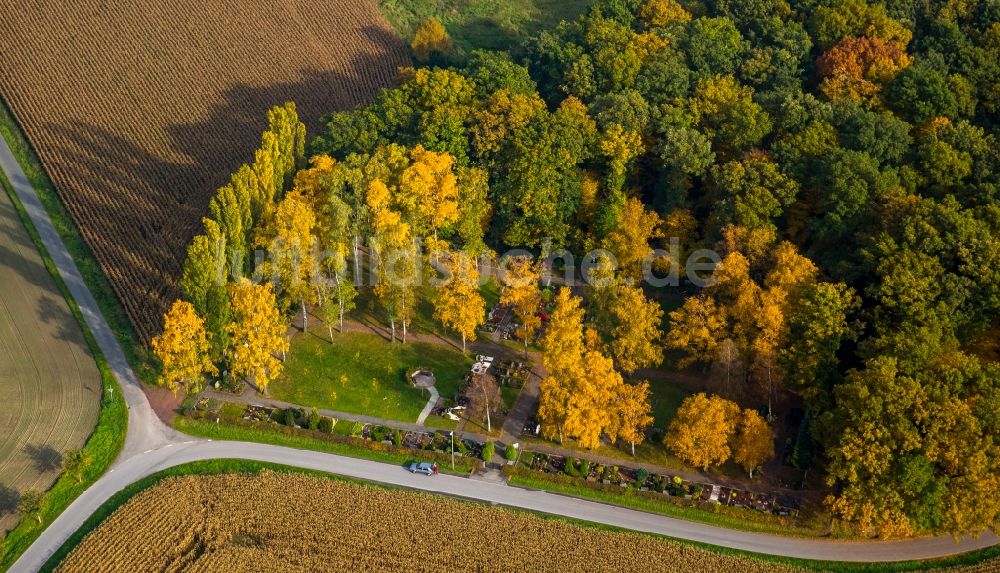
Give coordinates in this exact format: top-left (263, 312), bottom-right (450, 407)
top-left (307, 408), bottom-right (321, 430)
top-left (564, 456), bottom-right (578, 477)
top-left (505, 444), bottom-right (517, 461)
top-left (283, 408), bottom-right (298, 427)
top-left (579, 459), bottom-right (591, 477)
top-left (455, 438), bottom-right (468, 455)
top-left (393, 429), bottom-right (403, 447)
top-left (481, 441), bottom-right (495, 462)
top-left (350, 421), bottom-right (364, 438)
top-left (317, 417), bottom-right (334, 433)
top-left (520, 452), bottom-right (535, 467)
top-left (371, 425), bottom-right (387, 442)
top-left (636, 468), bottom-right (649, 485)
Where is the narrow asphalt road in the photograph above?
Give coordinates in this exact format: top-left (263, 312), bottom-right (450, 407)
top-left (2, 133), bottom-right (998, 572)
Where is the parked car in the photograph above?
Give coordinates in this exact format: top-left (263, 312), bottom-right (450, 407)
top-left (408, 462), bottom-right (438, 475)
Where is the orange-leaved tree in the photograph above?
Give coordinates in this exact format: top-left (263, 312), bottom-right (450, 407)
top-left (731, 408), bottom-right (774, 478)
top-left (664, 393), bottom-right (740, 470)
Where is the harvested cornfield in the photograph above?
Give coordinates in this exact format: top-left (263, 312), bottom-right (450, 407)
top-left (0, 0), bottom-right (409, 340)
top-left (57, 471), bottom-right (1000, 572)
top-left (59, 471), bottom-right (816, 573)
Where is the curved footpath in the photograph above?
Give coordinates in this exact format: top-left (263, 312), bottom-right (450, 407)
top-left (2, 135), bottom-right (998, 573)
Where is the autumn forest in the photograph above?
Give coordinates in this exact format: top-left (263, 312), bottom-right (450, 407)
top-left (156, 0), bottom-right (1000, 541)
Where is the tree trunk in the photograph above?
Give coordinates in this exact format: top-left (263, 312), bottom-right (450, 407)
top-left (301, 300), bottom-right (308, 332)
top-left (353, 235), bottom-right (360, 283)
top-left (327, 324), bottom-right (334, 343)
top-left (631, 441), bottom-right (636, 456)
top-left (766, 367), bottom-right (773, 422)
top-left (485, 401), bottom-right (491, 432)
top-left (462, 332), bottom-right (466, 352)
top-left (523, 337), bottom-right (529, 358)
top-left (432, 229), bottom-right (439, 264)
top-left (402, 320), bottom-right (407, 343)
top-left (725, 361), bottom-right (731, 396)
top-left (390, 319), bottom-right (396, 342)
top-left (339, 304), bottom-right (345, 333)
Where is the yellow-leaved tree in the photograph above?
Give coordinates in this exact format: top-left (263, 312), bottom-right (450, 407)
top-left (227, 279), bottom-right (289, 394)
top-left (731, 408), bottom-right (775, 478)
top-left (640, 0), bottom-right (691, 27)
top-left (411, 17), bottom-right (452, 63)
top-left (666, 295), bottom-right (726, 367)
top-left (152, 300), bottom-right (217, 395)
top-left (608, 380), bottom-right (655, 456)
top-left (664, 393), bottom-right (740, 470)
top-left (499, 255), bottom-right (542, 357)
top-left (400, 145), bottom-right (459, 256)
top-left (259, 190), bottom-right (318, 330)
top-left (602, 197), bottom-right (663, 281)
top-left (433, 252), bottom-right (485, 351)
top-left (540, 288), bottom-right (586, 375)
top-left (538, 288), bottom-right (587, 443)
top-left (368, 178), bottom-right (417, 342)
top-left (607, 283), bottom-right (664, 374)
top-left (561, 349), bottom-right (620, 449)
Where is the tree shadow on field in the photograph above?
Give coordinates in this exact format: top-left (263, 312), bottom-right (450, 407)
top-left (40, 23), bottom-right (407, 339)
top-left (0, 484), bottom-right (19, 515)
top-left (165, 24), bottom-right (409, 193)
top-left (0, 192), bottom-right (86, 347)
top-left (22, 444), bottom-right (62, 473)
top-left (34, 290), bottom-right (84, 345)
top-left (39, 118), bottom-right (203, 341)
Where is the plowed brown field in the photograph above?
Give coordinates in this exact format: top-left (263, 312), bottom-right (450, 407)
top-left (0, 0), bottom-right (408, 340)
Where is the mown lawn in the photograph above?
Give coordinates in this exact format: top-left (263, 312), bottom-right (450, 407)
top-left (351, 278), bottom-right (502, 339)
top-left (648, 379), bottom-right (688, 428)
top-left (379, 0), bottom-right (593, 53)
top-left (269, 331), bottom-right (472, 423)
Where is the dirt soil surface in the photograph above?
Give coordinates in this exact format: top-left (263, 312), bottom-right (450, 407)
top-left (0, 184), bottom-right (99, 534)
